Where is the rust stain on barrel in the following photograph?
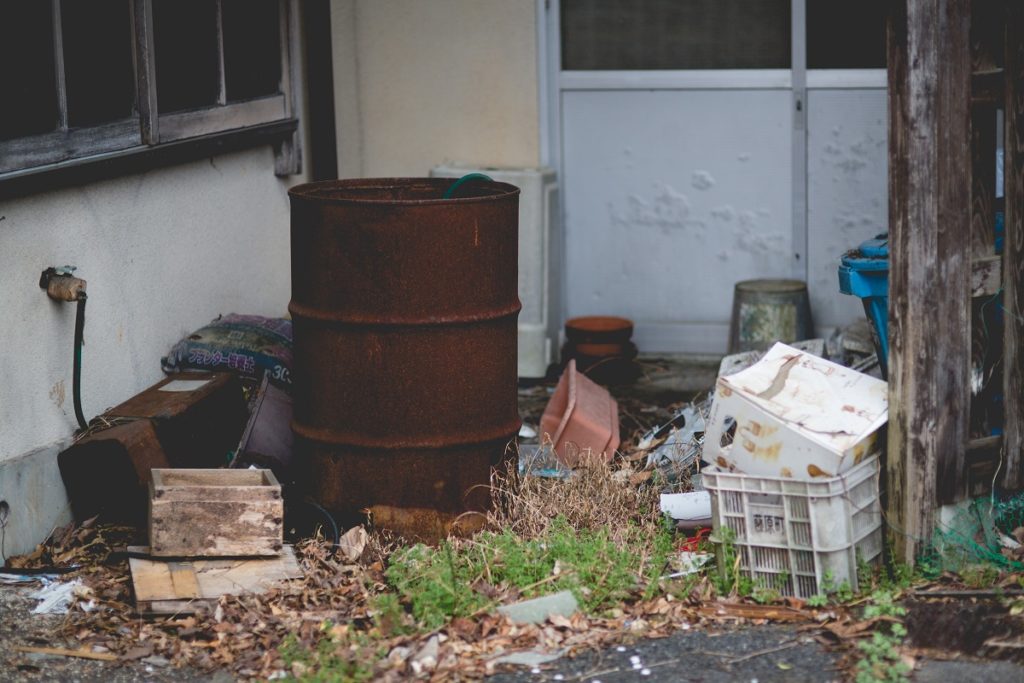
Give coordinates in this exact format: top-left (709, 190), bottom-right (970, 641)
top-left (288, 178), bottom-right (521, 540)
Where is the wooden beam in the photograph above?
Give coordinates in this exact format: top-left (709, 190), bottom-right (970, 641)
top-left (1003, 1), bottom-right (1024, 489)
top-left (970, 0), bottom-right (1000, 257)
top-left (887, 0), bottom-right (973, 563)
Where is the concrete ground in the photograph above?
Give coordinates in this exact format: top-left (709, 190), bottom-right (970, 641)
top-left (489, 624), bottom-right (1024, 683)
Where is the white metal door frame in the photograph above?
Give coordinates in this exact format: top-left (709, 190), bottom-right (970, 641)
top-left (537, 0), bottom-right (886, 344)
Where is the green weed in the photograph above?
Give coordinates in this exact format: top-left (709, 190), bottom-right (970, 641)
top-left (854, 591), bottom-right (911, 683)
top-left (384, 516), bottom-right (665, 628)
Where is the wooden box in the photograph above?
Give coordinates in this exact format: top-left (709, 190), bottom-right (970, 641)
top-left (148, 469), bottom-right (283, 557)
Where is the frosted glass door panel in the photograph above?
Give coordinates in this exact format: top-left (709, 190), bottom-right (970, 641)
top-left (806, 89), bottom-right (888, 333)
top-left (562, 89), bottom-right (794, 353)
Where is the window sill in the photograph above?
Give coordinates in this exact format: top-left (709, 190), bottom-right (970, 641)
top-left (0, 118), bottom-right (298, 201)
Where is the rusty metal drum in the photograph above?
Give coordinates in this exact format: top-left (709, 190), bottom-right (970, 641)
top-left (288, 178), bottom-right (521, 540)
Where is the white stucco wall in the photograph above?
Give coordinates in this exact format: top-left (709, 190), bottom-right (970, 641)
top-left (331, 0), bottom-right (540, 177)
top-left (0, 145), bottom-right (301, 554)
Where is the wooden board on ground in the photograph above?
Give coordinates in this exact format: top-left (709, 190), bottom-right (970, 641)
top-left (128, 545), bottom-right (302, 616)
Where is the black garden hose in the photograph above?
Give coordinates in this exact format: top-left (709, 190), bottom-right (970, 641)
top-left (73, 293), bottom-right (88, 431)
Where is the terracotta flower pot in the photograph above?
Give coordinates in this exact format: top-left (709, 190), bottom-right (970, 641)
top-left (539, 360), bottom-right (620, 467)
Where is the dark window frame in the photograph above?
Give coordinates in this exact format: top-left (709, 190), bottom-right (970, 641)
top-left (0, 0), bottom-right (301, 187)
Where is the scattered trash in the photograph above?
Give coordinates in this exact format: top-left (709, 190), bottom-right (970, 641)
top-left (518, 444), bottom-right (572, 479)
top-left (491, 648), bottom-right (565, 667)
top-left (518, 423), bottom-right (538, 439)
top-left (337, 525), bottom-right (368, 563)
top-left (497, 589), bottom-right (579, 625)
top-left (410, 635), bottom-right (440, 674)
top-left (637, 400), bottom-right (707, 477)
top-left (0, 572), bottom-right (59, 585)
top-left (30, 579), bottom-right (87, 614)
top-left (704, 342), bottom-right (888, 479)
top-left (540, 360), bottom-right (620, 467)
top-left (659, 491), bottom-right (712, 528)
top-left (665, 551), bottom-right (714, 577)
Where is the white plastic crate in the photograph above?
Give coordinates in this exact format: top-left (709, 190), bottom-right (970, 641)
top-left (702, 455), bottom-right (882, 599)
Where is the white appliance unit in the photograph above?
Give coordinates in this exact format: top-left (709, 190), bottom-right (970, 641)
top-left (431, 164), bottom-right (562, 378)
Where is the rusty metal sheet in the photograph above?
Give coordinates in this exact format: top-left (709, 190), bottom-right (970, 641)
top-left (288, 178), bottom-right (521, 540)
top-left (58, 419), bottom-right (170, 525)
top-left (106, 372), bottom-right (248, 468)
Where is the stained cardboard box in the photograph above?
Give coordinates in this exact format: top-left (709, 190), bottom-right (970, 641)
top-left (703, 342), bottom-right (888, 479)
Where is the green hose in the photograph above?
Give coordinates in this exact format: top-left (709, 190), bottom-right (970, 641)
top-left (442, 172), bottom-right (493, 199)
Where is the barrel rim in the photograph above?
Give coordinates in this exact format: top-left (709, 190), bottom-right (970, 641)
top-left (734, 278), bottom-right (808, 293)
top-left (288, 177), bottom-right (521, 205)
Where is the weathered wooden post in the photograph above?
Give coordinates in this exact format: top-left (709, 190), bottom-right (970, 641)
top-left (886, 0), bottom-right (973, 564)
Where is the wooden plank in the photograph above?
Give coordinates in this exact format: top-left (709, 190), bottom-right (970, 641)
top-left (49, 0), bottom-right (68, 131)
top-left (155, 468), bottom-right (274, 488)
top-left (127, 557), bottom-right (174, 602)
top-left (15, 646), bottom-right (118, 662)
top-left (274, 0), bottom-right (303, 176)
top-left (132, 0), bottom-right (159, 144)
top-left (1004, 0), bottom-right (1024, 489)
top-left (887, 0), bottom-right (973, 562)
top-left (167, 562), bottom-right (201, 599)
top-left (971, 0), bottom-right (1003, 72)
top-left (128, 546), bottom-right (302, 614)
top-left (215, 0), bottom-right (226, 106)
top-left (969, 0), bottom-right (999, 255)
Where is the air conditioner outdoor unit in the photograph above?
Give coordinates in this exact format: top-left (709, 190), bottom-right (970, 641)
top-left (431, 164), bottom-right (562, 378)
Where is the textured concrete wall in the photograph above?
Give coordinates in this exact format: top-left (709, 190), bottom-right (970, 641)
top-left (331, 0), bottom-right (540, 177)
top-left (0, 146), bottom-right (302, 555)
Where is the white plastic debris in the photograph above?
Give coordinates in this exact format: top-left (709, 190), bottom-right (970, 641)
top-left (337, 525), bottom-right (368, 563)
top-left (0, 572), bottom-right (58, 585)
top-left (410, 635), bottom-right (440, 674)
top-left (665, 551), bottom-right (713, 578)
top-left (659, 491), bottom-right (712, 527)
top-left (491, 650), bottom-right (565, 667)
top-left (30, 580), bottom-right (83, 614)
top-left (637, 403), bottom-right (706, 474)
top-left (519, 423), bottom-right (538, 439)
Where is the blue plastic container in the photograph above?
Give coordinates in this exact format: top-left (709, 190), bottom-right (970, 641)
top-left (838, 234), bottom-right (890, 377)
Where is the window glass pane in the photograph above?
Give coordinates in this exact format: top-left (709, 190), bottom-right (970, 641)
top-left (561, 0), bottom-right (791, 71)
top-left (0, 3), bottom-right (58, 140)
top-left (223, 0), bottom-right (281, 101)
top-left (153, 0), bottom-right (220, 113)
top-left (62, 0), bottom-right (136, 127)
top-left (807, 0), bottom-right (886, 69)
